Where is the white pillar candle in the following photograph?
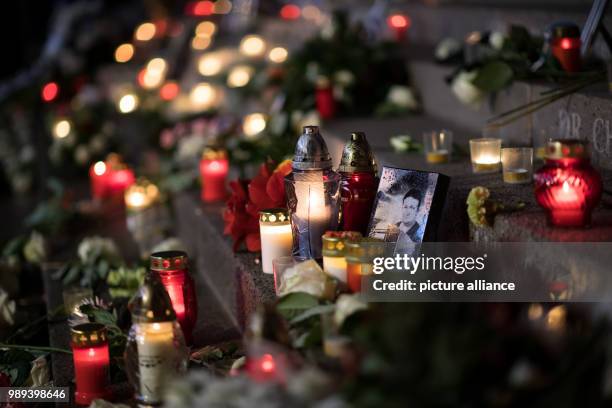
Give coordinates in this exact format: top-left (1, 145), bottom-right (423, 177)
top-left (136, 321), bottom-right (176, 404)
top-left (260, 209), bottom-right (293, 274)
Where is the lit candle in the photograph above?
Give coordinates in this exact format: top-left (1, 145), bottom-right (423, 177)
top-left (315, 76), bottom-right (336, 120)
top-left (199, 148), bottom-right (229, 202)
top-left (501, 147), bottom-right (533, 184)
top-left (322, 231), bottom-right (362, 283)
top-left (89, 161), bottom-right (109, 200)
top-left (259, 209), bottom-right (293, 274)
top-left (423, 130), bottom-right (452, 164)
top-left (470, 138), bottom-right (502, 173)
top-left (136, 321), bottom-right (176, 404)
top-left (71, 323), bottom-right (111, 406)
top-left (387, 13), bottom-right (411, 42)
top-left (345, 239), bottom-right (385, 293)
top-left (125, 179), bottom-right (159, 212)
top-left (550, 22), bottom-right (581, 73)
top-left (149, 251), bottom-right (198, 344)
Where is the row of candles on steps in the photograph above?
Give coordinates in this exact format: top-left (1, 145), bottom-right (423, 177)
top-left (71, 251), bottom-right (196, 406)
top-left (427, 130), bottom-right (602, 228)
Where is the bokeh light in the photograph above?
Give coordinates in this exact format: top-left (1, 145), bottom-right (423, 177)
top-left (42, 82), bottom-right (59, 102)
top-left (159, 82), bottom-right (180, 101)
top-left (135, 23), bottom-right (156, 41)
top-left (53, 119), bottom-right (71, 139)
top-left (198, 55), bottom-right (222, 76)
top-left (189, 83), bottom-right (217, 109)
top-left (240, 35), bottom-right (266, 57)
top-left (115, 43), bottom-right (135, 63)
top-left (243, 113), bottom-right (266, 137)
top-left (118, 94), bottom-right (139, 113)
top-left (227, 65), bottom-right (253, 88)
top-left (268, 47), bottom-right (288, 63)
top-left (192, 36), bottom-right (212, 50)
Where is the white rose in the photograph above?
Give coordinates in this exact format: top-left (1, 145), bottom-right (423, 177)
top-left (334, 294), bottom-right (367, 327)
top-left (435, 37), bottom-right (462, 61)
top-left (0, 289), bottom-right (16, 326)
top-left (451, 70), bottom-right (485, 108)
top-left (278, 259), bottom-right (334, 299)
top-left (387, 85), bottom-right (418, 110)
top-left (334, 70), bottom-right (354, 86)
top-left (23, 231), bottom-right (46, 264)
top-left (390, 134), bottom-right (414, 152)
top-left (28, 356), bottom-right (50, 387)
top-left (74, 145), bottom-right (90, 165)
top-left (78, 236), bottom-right (120, 264)
top-left (489, 31), bottom-right (506, 50)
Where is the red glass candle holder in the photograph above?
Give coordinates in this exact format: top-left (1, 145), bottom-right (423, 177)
top-left (534, 139), bottom-right (602, 227)
top-left (71, 323), bottom-right (111, 405)
top-left (150, 251), bottom-right (198, 344)
top-left (387, 13), bottom-right (411, 42)
top-left (89, 154), bottom-right (135, 200)
top-left (550, 23), bottom-right (581, 73)
top-left (315, 76), bottom-right (336, 120)
top-left (200, 148), bottom-right (229, 202)
top-left (90, 161), bottom-right (109, 200)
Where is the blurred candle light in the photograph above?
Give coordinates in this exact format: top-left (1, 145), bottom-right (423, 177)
top-left (243, 113), bottom-right (266, 137)
top-left (53, 119), bottom-right (71, 139)
top-left (302, 5), bottom-right (321, 22)
top-left (268, 47), bottom-right (288, 63)
top-left (195, 21), bottom-right (216, 37)
top-left (192, 35), bottom-right (212, 50)
top-left (42, 82), bottom-right (59, 102)
top-left (190, 0), bottom-right (214, 16)
top-left (90, 161), bottom-right (108, 199)
top-left (159, 82), bottom-right (179, 101)
top-left (280, 4), bottom-right (301, 20)
top-left (387, 13), bottom-right (411, 42)
top-left (198, 55), bottom-right (222, 76)
top-left (115, 43), bottom-right (134, 63)
top-left (189, 83), bottom-right (216, 109)
top-left (118, 94), bottom-right (139, 113)
top-left (240, 35), bottom-right (266, 57)
top-left (213, 0), bottom-right (232, 14)
top-left (200, 148), bottom-right (229, 202)
top-left (227, 65), bottom-right (253, 87)
top-left (135, 23), bottom-right (156, 41)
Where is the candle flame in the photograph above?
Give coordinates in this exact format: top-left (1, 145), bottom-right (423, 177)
top-left (260, 354), bottom-right (275, 373)
top-left (562, 180), bottom-right (570, 192)
top-left (93, 161), bottom-right (107, 176)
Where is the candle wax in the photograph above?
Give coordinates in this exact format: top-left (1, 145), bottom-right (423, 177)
top-left (136, 322), bottom-right (176, 405)
top-left (260, 223), bottom-right (293, 274)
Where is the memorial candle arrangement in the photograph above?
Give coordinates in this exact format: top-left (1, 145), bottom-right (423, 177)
top-left (470, 138), bottom-right (502, 173)
top-left (199, 147), bottom-right (229, 202)
top-left (71, 323), bottom-right (111, 405)
top-left (125, 278), bottom-right (188, 406)
top-left (423, 130), bottom-right (452, 164)
top-left (259, 209), bottom-right (293, 274)
top-left (345, 238), bottom-right (385, 293)
top-left (534, 139), bottom-right (602, 227)
top-left (338, 132), bottom-right (378, 235)
top-left (149, 251), bottom-right (198, 344)
top-left (322, 231), bottom-right (361, 283)
top-left (89, 154), bottom-right (135, 200)
top-left (501, 147), bottom-right (533, 184)
top-left (285, 126), bottom-right (340, 259)
top-left (550, 22), bottom-right (581, 73)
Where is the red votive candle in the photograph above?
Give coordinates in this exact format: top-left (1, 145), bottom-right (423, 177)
top-left (200, 148), bottom-right (229, 202)
top-left (315, 76), bottom-right (336, 120)
top-left (71, 323), bottom-right (111, 405)
top-left (149, 251), bottom-right (198, 344)
top-left (107, 167), bottom-right (135, 195)
top-left (534, 139), bottom-right (602, 227)
top-left (89, 154), bottom-right (135, 200)
top-left (387, 13), bottom-right (411, 42)
top-left (550, 23), bottom-right (581, 73)
top-left (89, 161), bottom-right (109, 200)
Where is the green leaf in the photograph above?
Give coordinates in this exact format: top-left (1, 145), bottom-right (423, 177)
top-left (277, 292), bottom-right (319, 311)
top-left (289, 304), bottom-right (336, 325)
top-left (471, 61), bottom-right (514, 92)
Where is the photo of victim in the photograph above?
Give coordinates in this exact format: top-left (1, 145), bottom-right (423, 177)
top-left (367, 167), bottom-right (441, 255)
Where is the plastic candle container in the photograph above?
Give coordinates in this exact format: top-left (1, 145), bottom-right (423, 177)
top-left (71, 323), bottom-right (111, 406)
top-left (149, 251), bottom-right (198, 345)
top-left (534, 139), bottom-right (602, 227)
top-left (259, 209), bottom-right (293, 274)
top-left (199, 148), bottom-right (229, 202)
top-left (315, 76), bottom-right (336, 120)
top-left (322, 231), bottom-right (362, 283)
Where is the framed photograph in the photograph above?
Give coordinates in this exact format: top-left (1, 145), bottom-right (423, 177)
top-left (367, 166), bottom-right (449, 253)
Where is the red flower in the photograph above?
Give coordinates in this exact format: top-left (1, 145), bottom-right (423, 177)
top-left (223, 160), bottom-right (292, 253)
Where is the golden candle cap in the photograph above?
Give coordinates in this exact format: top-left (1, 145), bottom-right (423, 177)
top-left (106, 153), bottom-right (128, 171)
top-left (150, 250), bottom-right (188, 271)
top-left (316, 75), bottom-right (331, 88)
top-left (259, 208), bottom-right (289, 224)
top-left (338, 132), bottom-right (377, 173)
top-left (545, 139), bottom-right (588, 160)
top-left (129, 274), bottom-right (176, 323)
top-left (202, 147), bottom-right (227, 161)
top-left (322, 231), bottom-right (362, 257)
top-left (345, 238), bottom-right (385, 263)
top-left (71, 323), bottom-right (108, 348)
top-left (550, 22), bottom-right (580, 39)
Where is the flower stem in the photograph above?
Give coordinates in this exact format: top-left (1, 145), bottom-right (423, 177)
top-left (0, 343), bottom-right (72, 355)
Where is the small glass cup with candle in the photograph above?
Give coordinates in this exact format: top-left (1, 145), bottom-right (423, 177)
top-left (502, 147), bottom-right (533, 184)
top-left (345, 238), bottom-right (385, 293)
top-left (71, 323), bottom-right (111, 405)
top-left (470, 138), bottom-right (502, 173)
top-left (423, 129), bottom-right (452, 164)
top-left (322, 231), bottom-right (362, 283)
top-left (259, 209), bottom-right (293, 275)
top-left (200, 147), bottom-right (229, 202)
top-left (125, 277), bottom-right (188, 406)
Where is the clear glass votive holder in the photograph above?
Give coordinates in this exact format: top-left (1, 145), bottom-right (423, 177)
top-left (502, 147), bottom-right (533, 184)
top-left (470, 138), bottom-right (502, 173)
top-left (272, 256), bottom-right (309, 296)
top-left (423, 129), bottom-right (452, 164)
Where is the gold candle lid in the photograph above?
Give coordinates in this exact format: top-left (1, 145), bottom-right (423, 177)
top-left (150, 250), bottom-right (188, 271)
top-left (259, 208), bottom-right (290, 224)
top-left (202, 147), bottom-right (227, 161)
top-left (71, 323), bottom-right (108, 347)
top-left (128, 275), bottom-right (176, 323)
top-left (322, 231), bottom-right (362, 257)
top-left (106, 153), bottom-right (128, 171)
top-left (345, 238), bottom-right (385, 263)
top-left (545, 139), bottom-right (588, 160)
top-left (338, 132), bottom-right (377, 173)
